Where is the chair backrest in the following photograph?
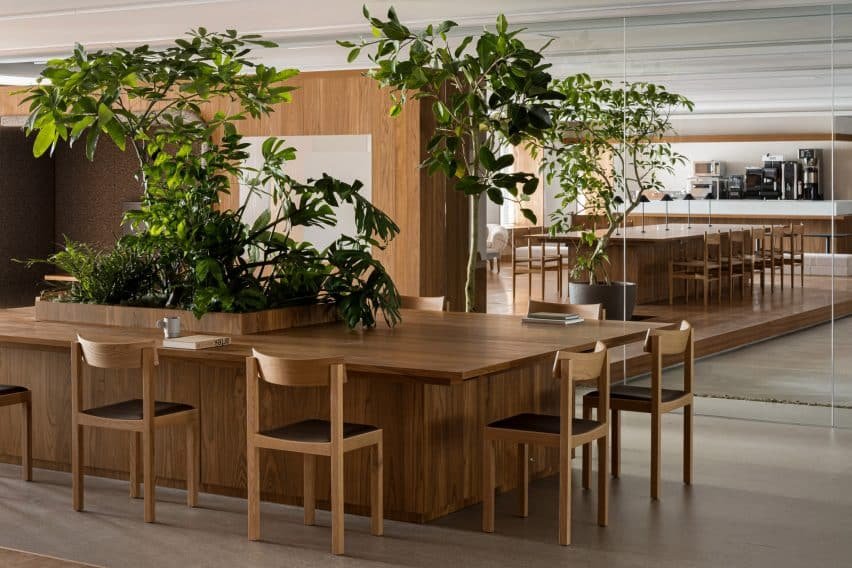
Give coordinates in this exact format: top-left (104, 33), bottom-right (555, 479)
top-left (400, 295), bottom-right (446, 312)
top-left (249, 349), bottom-right (345, 387)
top-left (553, 342), bottom-right (610, 442)
top-left (703, 232), bottom-right (722, 265)
top-left (643, 320), bottom-right (694, 396)
top-left (75, 335), bottom-right (154, 369)
top-left (72, 335), bottom-right (158, 419)
top-left (245, 350), bottom-right (348, 446)
top-left (528, 299), bottom-right (603, 320)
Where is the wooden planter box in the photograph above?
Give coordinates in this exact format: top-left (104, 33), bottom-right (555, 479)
top-left (34, 298), bottom-right (338, 335)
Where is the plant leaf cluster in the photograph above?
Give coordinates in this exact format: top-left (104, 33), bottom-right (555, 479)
top-left (540, 74), bottom-right (693, 285)
top-left (23, 29), bottom-right (401, 328)
top-left (342, 6), bottom-right (563, 311)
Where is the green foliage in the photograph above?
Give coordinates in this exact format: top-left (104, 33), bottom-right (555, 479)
top-left (540, 74), bottom-right (693, 285)
top-left (346, 6), bottom-right (562, 311)
top-left (28, 238), bottom-right (160, 306)
top-left (23, 29), bottom-right (401, 328)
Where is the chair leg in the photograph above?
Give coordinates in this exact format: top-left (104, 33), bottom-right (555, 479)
top-left (684, 404), bottom-right (693, 486)
top-left (130, 431), bottom-right (141, 499)
top-left (582, 403), bottom-right (592, 490)
top-left (247, 445), bottom-right (261, 541)
top-left (371, 441), bottom-right (384, 536)
top-left (186, 415), bottom-right (199, 507)
top-left (651, 412), bottom-right (661, 500)
top-left (331, 446), bottom-right (344, 555)
top-left (303, 454), bottom-right (316, 526)
top-left (611, 409), bottom-right (620, 479)
top-left (539, 264), bottom-right (545, 299)
top-left (518, 443), bottom-right (529, 518)
top-left (482, 436), bottom-right (495, 533)
top-left (143, 427), bottom-right (156, 523)
top-left (597, 435), bottom-right (608, 527)
top-left (72, 423), bottom-right (84, 511)
top-left (512, 271), bottom-right (517, 304)
top-left (558, 446), bottom-right (572, 546)
top-left (21, 397), bottom-right (32, 482)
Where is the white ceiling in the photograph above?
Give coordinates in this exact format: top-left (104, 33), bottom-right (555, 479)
top-left (2, 0), bottom-right (852, 118)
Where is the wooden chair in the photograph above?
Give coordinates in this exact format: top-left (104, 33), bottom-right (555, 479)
top-left (0, 384), bottom-right (31, 481)
top-left (71, 336), bottom-right (199, 523)
top-left (527, 299), bottom-right (604, 320)
top-left (746, 226), bottom-right (767, 291)
top-left (721, 229), bottom-right (748, 300)
top-left (782, 223), bottom-right (805, 288)
top-left (483, 342), bottom-right (609, 546)
top-left (400, 295), bottom-right (446, 311)
top-left (582, 321), bottom-right (694, 500)
top-left (246, 350), bottom-right (383, 555)
top-left (762, 225), bottom-right (786, 291)
top-left (668, 232), bottom-right (722, 307)
top-left (512, 235), bottom-right (563, 303)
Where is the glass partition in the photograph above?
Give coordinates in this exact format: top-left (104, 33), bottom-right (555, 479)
top-left (625, 6), bottom-right (835, 425)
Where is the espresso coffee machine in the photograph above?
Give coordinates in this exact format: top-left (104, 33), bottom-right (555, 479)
top-left (728, 175), bottom-right (744, 199)
top-left (744, 167), bottom-right (763, 199)
top-left (780, 161), bottom-right (801, 200)
top-left (799, 148), bottom-right (822, 200)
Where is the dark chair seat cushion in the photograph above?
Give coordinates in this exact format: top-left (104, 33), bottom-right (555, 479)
top-left (585, 385), bottom-right (687, 403)
top-left (261, 419), bottom-right (378, 443)
top-left (487, 413), bottom-right (602, 436)
top-left (82, 399), bottom-right (194, 420)
top-left (0, 385), bottom-right (27, 396)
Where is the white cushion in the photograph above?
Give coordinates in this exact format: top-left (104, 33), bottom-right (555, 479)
top-left (487, 224), bottom-right (509, 252)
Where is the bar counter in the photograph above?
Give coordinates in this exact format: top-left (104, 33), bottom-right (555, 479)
top-left (0, 306), bottom-right (660, 522)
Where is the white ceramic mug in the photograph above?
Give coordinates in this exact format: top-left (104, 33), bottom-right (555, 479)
top-left (156, 316), bottom-right (181, 339)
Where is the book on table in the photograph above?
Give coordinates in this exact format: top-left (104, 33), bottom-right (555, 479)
top-left (522, 312), bottom-right (585, 325)
top-left (161, 335), bottom-right (231, 350)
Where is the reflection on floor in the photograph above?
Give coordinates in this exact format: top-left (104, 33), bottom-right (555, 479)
top-left (2, 412), bottom-right (851, 567)
top-left (487, 267), bottom-right (852, 422)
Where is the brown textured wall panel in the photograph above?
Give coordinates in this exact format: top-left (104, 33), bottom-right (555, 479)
top-left (0, 127), bottom-right (54, 307)
top-left (53, 138), bottom-right (141, 247)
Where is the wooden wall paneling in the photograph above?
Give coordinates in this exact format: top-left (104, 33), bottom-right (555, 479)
top-left (0, 344), bottom-right (70, 468)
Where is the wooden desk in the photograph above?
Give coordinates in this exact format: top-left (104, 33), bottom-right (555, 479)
top-left (0, 307), bottom-right (661, 523)
top-left (530, 223), bottom-right (768, 304)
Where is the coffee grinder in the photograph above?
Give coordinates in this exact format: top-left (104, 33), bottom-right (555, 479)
top-left (799, 148), bottom-right (822, 200)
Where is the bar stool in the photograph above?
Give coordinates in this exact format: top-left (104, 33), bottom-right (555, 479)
top-left (246, 350), bottom-right (383, 555)
top-left (482, 342), bottom-right (609, 546)
top-left (71, 336), bottom-right (199, 522)
top-left (0, 384), bottom-right (31, 481)
top-left (583, 321), bottom-right (694, 500)
top-left (400, 295), bottom-right (446, 311)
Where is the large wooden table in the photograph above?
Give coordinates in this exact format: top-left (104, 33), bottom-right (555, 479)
top-left (530, 223), bottom-right (766, 304)
top-left (0, 307), bottom-right (661, 522)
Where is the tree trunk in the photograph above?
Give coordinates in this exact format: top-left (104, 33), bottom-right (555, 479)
top-left (465, 192), bottom-right (481, 312)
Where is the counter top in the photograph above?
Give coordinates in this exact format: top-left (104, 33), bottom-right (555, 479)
top-left (634, 199), bottom-right (852, 218)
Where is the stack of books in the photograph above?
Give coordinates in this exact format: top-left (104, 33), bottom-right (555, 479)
top-left (521, 312), bottom-right (585, 326)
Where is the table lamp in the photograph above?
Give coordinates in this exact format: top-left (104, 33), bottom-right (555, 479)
top-left (661, 193), bottom-right (673, 231)
top-left (639, 194), bottom-right (650, 234)
top-left (613, 195), bottom-right (624, 236)
top-left (683, 193), bottom-right (694, 229)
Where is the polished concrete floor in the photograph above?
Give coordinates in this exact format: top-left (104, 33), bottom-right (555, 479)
top-left (1, 409), bottom-right (851, 567)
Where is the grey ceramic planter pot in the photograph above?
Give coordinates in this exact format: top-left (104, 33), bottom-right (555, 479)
top-left (568, 281), bottom-right (638, 321)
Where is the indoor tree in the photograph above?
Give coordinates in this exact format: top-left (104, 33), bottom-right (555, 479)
top-left (23, 29), bottom-right (401, 327)
top-left (342, 7), bottom-right (561, 311)
top-left (541, 73), bottom-right (693, 285)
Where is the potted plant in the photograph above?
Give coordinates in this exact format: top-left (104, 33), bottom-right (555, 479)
top-left (540, 74), bottom-right (693, 319)
top-left (341, 8), bottom-right (561, 312)
top-left (23, 29), bottom-right (401, 329)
